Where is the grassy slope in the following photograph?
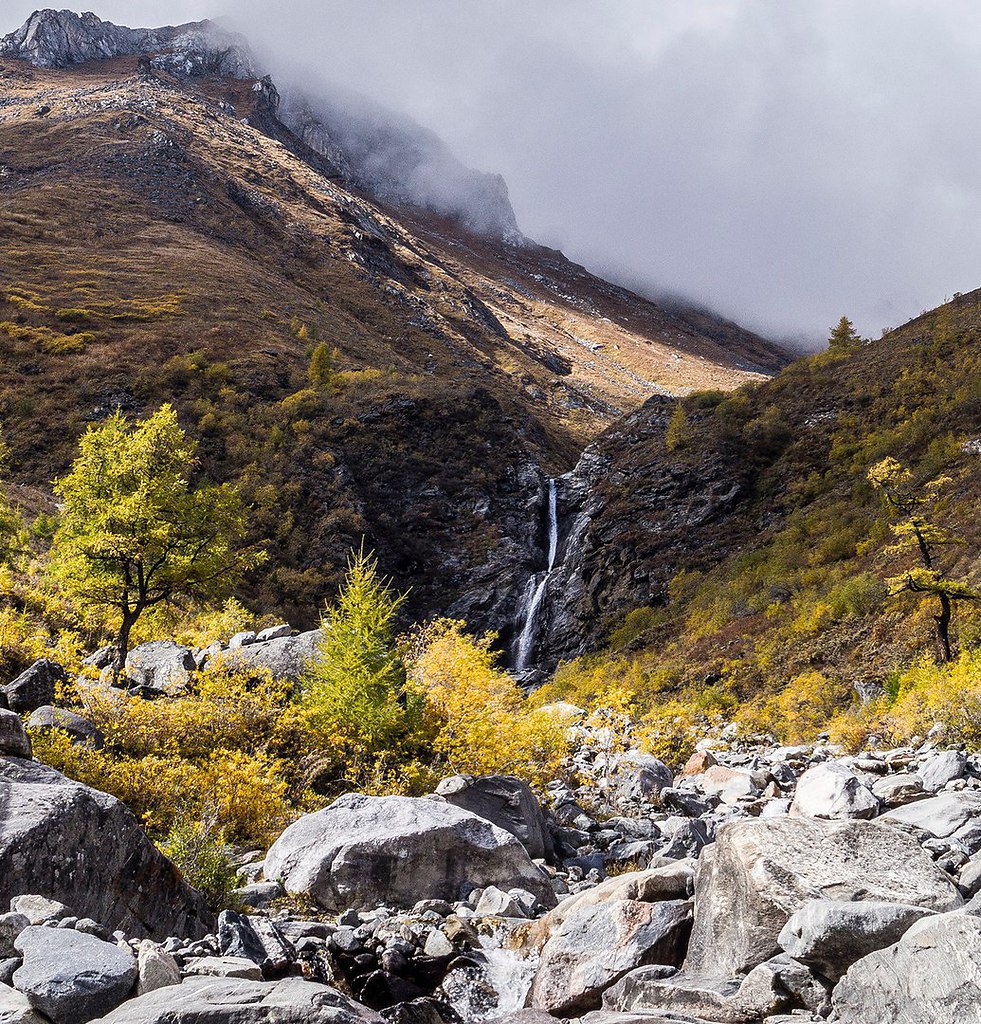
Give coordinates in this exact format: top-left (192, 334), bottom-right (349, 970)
top-left (544, 294), bottom-right (981, 716)
top-left (0, 58), bottom-right (782, 628)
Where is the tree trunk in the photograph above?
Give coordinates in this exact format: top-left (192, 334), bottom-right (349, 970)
top-left (935, 592), bottom-right (953, 663)
top-left (115, 613), bottom-right (136, 675)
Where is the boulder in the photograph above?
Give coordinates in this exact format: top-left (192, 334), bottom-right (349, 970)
top-left (0, 710), bottom-right (31, 759)
top-left (528, 898), bottom-right (692, 1014)
top-left (436, 774), bottom-right (554, 860)
top-left (871, 773), bottom-right (925, 807)
top-left (777, 898), bottom-right (934, 981)
top-left (135, 940), bottom-right (180, 995)
top-left (25, 707), bottom-right (103, 749)
top-left (256, 624), bottom-right (292, 642)
top-left (183, 956), bottom-right (263, 980)
top-left (790, 762), bottom-right (878, 820)
top-left (610, 751), bottom-right (673, 806)
top-left (124, 641), bottom-right (195, 695)
top-left (832, 913), bottom-right (981, 1023)
top-left (881, 791), bottom-right (981, 837)
top-left (920, 749), bottom-right (967, 792)
top-left (684, 817), bottom-right (960, 978)
top-left (5, 660), bottom-right (68, 714)
top-left (10, 896), bottom-right (70, 925)
top-left (0, 758), bottom-right (212, 939)
top-left (13, 925), bottom-right (137, 1024)
top-left (0, 983), bottom-right (46, 1024)
top-left (264, 794), bottom-right (556, 912)
top-left (211, 629), bottom-right (320, 682)
top-left (94, 976), bottom-right (381, 1023)
top-left (0, 914), bottom-right (28, 958)
top-left (700, 765), bottom-right (769, 804)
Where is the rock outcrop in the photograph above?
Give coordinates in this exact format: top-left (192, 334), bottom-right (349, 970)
top-left (0, 758), bottom-right (212, 940)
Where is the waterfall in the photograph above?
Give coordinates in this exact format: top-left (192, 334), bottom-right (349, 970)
top-left (513, 478), bottom-right (559, 671)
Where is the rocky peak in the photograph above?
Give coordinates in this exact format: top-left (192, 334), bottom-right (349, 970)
top-left (0, 9), bottom-right (256, 78)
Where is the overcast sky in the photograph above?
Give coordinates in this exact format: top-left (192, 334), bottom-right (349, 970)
top-left (6, 1), bottom-right (981, 345)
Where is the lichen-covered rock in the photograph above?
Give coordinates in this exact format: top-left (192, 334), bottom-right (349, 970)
top-left (0, 758), bottom-right (212, 940)
top-left (684, 817), bottom-right (960, 978)
top-left (13, 926), bottom-right (137, 1024)
top-left (832, 914), bottom-right (981, 1023)
top-left (124, 641), bottom-right (196, 695)
top-left (264, 793), bottom-right (556, 912)
top-left (95, 976), bottom-right (381, 1023)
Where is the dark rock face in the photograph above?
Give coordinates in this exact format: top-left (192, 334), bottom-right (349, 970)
top-left (5, 659), bottom-right (68, 714)
top-left (0, 758), bottom-right (213, 940)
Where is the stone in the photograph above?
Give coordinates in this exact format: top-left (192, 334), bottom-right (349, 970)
top-left (124, 641), bottom-right (196, 695)
top-left (881, 791), bottom-right (981, 837)
top-left (700, 765), bottom-right (769, 804)
top-left (0, 711), bottom-right (30, 759)
top-left (474, 886), bottom-right (525, 918)
top-left (0, 915), bottom-right (27, 961)
top-left (422, 930), bottom-right (454, 958)
top-left (4, 661), bottom-right (68, 714)
top-left (0, 758), bottom-right (212, 940)
top-left (9, 897), bottom-right (70, 926)
top-left (183, 955), bottom-right (263, 980)
top-left (790, 762), bottom-right (878, 820)
top-left (777, 898), bottom-right (934, 981)
top-left (0, 984), bottom-right (46, 1024)
top-left (136, 940), bottom-right (180, 995)
top-left (871, 773), bottom-right (925, 807)
top-left (94, 976), bottom-right (381, 1023)
top-left (684, 816), bottom-right (960, 978)
top-left (256, 624), bottom-right (292, 642)
top-left (211, 629), bottom-right (320, 682)
top-left (832, 913), bottom-right (981, 1023)
top-left (231, 881), bottom-right (285, 910)
top-left (528, 898), bottom-right (692, 1014)
top-left (264, 793), bottom-right (556, 912)
top-left (436, 774), bottom-right (554, 861)
top-left (13, 925), bottom-right (137, 1024)
top-left (610, 751), bottom-right (674, 806)
top-left (679, 750), bottom-right (717, 776)
top-left (229, 631), bottom-right (257, 649)
top-left (920, 749), bottom-right (967, 792)
top-left (25, 707), bottom-right (104, 749)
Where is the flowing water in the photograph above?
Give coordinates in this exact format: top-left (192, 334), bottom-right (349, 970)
top-left (513, 478), bottom-right (559, 670)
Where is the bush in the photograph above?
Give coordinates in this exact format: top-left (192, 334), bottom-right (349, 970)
top-left (160, 819), bottom-right (242, 911)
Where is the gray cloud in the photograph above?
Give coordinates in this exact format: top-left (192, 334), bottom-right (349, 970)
top-left (6, 1), bottom-right (981, 345)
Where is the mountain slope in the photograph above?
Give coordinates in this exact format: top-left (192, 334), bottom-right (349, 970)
top-left (534, 294), bottom-right (980, 699)
top-left (0, 18), bottom-right (784, 643)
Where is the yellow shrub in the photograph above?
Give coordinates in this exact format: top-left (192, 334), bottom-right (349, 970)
top-left (408, 619), bottom-right (569, 786)
top-left (738, 671), bottom-right (852, 744)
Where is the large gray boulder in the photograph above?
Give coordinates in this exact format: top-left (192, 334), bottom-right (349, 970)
top-left (210, 630), bottom-right (320, 683)
top-left (919, 749), bottom-right (967, 792)
top-left (684, 817), bottom-right (960, 978)
top-left (436, 774), bottom-right (554, 860)
top-left (5, 660), bottom-right (68, 714)
top-left (0, 710), bottom-right (31, 759)
top-left (527, 898), bottom-right (692, 1014)
top-left (609, 751), bottom-right (674, 807)
top-left (832, 913), bottom-right (981, 1023)
top-left (124, 641), bottom-right (196, 695)
top-left (0, 758), bottom-right (212, 940)
top-left (881, 791), bottom-right (981, 837)
top-left (94, 976), bottom-right (381, 1023)
top-left (777, 898), bottom-right (934, 981)
top-left (790, 762), bottom-right (878, 820)
top-left (264, 793), bottom-right (556, 912)
top-left (13, 926), bottom-right (136, 1024)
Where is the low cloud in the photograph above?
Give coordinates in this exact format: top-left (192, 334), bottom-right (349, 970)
top-left (7, 1), bottom-right (981, 345)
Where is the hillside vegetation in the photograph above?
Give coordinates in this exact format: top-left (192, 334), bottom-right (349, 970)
top-left (540, 299), bottom-right (981, 755)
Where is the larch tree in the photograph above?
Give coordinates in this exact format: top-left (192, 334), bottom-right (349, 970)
top-left (48, 404), bottom-right (264, 669)
top-left (868, 457), bottom-right (979, 662)
top-left (828, 315), bottom-right (863, 353)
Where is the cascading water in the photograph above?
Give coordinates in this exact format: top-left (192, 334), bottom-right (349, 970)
top-left (513, 478), bottom-right (559, 670)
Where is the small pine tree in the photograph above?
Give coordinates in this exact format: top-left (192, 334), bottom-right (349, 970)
top-left (301, 546), bottom-right (418, 756)
top-left (828, 316), bottom-right (862, 353)
top-left (308, 342), bottom-right (335, 390)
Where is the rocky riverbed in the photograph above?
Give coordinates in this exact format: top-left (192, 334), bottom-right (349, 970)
top-left (4, 652), bottom-right (981, 1023)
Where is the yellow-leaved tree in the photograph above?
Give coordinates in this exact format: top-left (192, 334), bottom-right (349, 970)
top-left (47, 404), bottom-right (264, 667)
